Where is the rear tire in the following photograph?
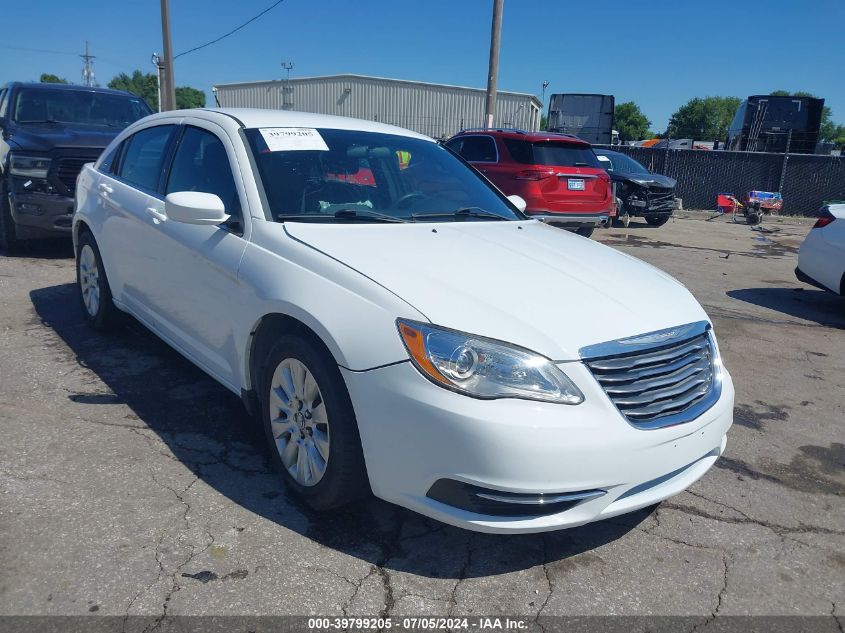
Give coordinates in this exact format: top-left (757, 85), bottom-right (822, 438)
top-left (259, 334), bottom-right (369, 511)
top-left (0, 182), bottom-right (21, 253)
top-left (76, 231), bottom-right (120, 330)
top-left (645, 214), bottom-right (669, 227)
top-left (575, 226), bottom-right (595, 238)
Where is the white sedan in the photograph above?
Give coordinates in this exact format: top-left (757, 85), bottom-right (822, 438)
top-left (73, 108), bottom-right (734, 533)
top-left (796, 204), bottom-right (845, 296)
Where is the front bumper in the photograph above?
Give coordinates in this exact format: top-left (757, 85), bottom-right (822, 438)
top-left (525, 211), bottom-right (611, 228)
top-left (342, 360), bottom-right (734, 533)
top-left (8, 190), bottom-right (75, 239)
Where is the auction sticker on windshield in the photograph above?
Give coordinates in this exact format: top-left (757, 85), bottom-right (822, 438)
top-left (259, 128), bottom-right (329, 152)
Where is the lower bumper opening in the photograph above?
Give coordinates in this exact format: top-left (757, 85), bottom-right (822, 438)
top-left (426, 479), bottom-right (606, 517)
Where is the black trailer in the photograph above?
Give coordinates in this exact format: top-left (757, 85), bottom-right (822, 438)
top-left (547, 94), bottom-right (615, 145)
top-left (726, 95), bottom-right (824, 154)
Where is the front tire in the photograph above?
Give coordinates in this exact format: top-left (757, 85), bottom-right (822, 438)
top-left (0, 182), bottom-right (21, 253)
top-left (76, 231), bottom-right (120, 330)
top-left (645, 214), bottom-right (670, 227)
top-left (259, 335), bottom-right (369, 511)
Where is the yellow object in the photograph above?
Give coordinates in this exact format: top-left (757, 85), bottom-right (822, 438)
top-left (396, 150), bottom-right (411, 169)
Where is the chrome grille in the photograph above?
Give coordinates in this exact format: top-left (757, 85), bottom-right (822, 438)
top-left (581, 322), bottom-right (720, 430)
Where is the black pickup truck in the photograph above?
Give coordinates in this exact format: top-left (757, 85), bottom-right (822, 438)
top-left (0, 82), bottom-right (152, 250)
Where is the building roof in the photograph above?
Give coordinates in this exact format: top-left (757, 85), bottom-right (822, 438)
top-left (214, 74), bottom-right (542, 106)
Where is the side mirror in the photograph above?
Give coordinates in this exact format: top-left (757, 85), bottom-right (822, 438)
top-left (507, 194), bottom-right (527, 213)
top-left (165, 192), bottom-right (229, 225)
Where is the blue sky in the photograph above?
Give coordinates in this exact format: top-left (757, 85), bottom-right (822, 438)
top-left (2, 0), bottom-right (843, 131)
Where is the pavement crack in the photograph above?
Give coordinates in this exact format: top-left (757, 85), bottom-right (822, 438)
top-left (447, 534), bottom-right (473, 617)
top-left (533, 533), bottom-right (553, 633)
top-left (833, 603), bottom-right (844, 633)
top-left (663, 501), bottom-right (845, 537)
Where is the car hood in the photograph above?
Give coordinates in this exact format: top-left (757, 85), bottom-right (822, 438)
top-left (7, 122), bottom-right (120, 152)
top-left (613, 171), bottom-right (677, 189)
top-left (284, 220), bottom-right (708, 360)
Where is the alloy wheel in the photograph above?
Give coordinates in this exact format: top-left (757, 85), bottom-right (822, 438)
top-left (269, 358), bottom-right (330, 486)
top-left (79, 245), bottom-right (100, 317)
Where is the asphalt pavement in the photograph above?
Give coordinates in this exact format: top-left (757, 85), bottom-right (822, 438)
top-left (1, 214), bottom-right (843, 628)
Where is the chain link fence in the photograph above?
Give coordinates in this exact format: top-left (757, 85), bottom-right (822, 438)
top-left (593, 146), bottom-right (845, 216)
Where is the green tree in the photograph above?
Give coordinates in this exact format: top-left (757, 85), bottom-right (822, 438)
top-left (614, 101), bottom-right (651, 141)
top-left (540, 114), bottom-right (547, 131)
top-left (175, 86), bottom-right (205, 109)
top-left (770, 90), bottom-right (840, 142)
top-left (665, 96), bottom-right (741, 140)
top-left (40, 73), bottom-right (68, 84)
top-left (107, 70), bottom-right (206, 111)
top-left (108, 70), bottom-right (159, 109)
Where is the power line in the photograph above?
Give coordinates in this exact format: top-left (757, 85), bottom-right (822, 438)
top-left (0, 44), bottom-right (77, 56)
top-left (174, 0), bottom-right (286, 59)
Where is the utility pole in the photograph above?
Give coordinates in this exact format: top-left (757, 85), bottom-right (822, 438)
top-left (541, 80), bottom-right (549, 129)
top-left (483, 0), bottom-right (504, 129)
top-left (159, 0), bottom-right (177, 111)
top-left (281, 61), bottom-right (294, 109)
top-left (151, 53), bottom-right (163, 112)
top-left (80, 41), bottom-right (96, 87)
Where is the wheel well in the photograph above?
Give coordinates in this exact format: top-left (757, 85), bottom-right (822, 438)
top-left (246, 313), bottom-right (337, 397)
top-left (74, 219), bottom-right (91, 248)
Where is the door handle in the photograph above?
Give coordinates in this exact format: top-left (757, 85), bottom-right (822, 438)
top-left (98, 183), bottom-right (113, 195)
top-left (146, 207), bottom-right (167, 223)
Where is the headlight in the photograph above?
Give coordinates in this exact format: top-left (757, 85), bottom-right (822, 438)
top-left (397, 319), bottom-right (584, 404)
top-left (9, 154), bottom-right (52, 179)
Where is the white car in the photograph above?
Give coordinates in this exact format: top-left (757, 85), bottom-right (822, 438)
top-left (73, 109), bottom-right (734, 533)
top-left (796, 204), bottom-right (845, 296)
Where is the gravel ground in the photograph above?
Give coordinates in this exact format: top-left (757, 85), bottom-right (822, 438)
top-left (1, 214), bottom-right (843, 628)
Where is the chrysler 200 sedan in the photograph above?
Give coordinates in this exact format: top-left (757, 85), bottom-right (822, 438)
top-left (73, 109), bottom-right (734, 533)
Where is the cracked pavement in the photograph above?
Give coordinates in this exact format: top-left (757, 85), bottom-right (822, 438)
top-left (1, 214), bottom-right (843, 623)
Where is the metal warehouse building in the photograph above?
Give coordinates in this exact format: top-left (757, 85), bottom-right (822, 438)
top-left (213, 74), bottom-right (542, 139)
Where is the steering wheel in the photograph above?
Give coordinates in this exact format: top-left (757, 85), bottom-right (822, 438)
top-left (393, 192), bottom-right (425, 209)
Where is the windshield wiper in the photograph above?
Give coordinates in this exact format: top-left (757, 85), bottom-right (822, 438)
top-left (333, 208), bottom-right (409, 223)
top-left (18, 119), bottom-right (59, 125)
top-left (274, 210), bottom-right (408, 223)
top-left (411, 207), bottom-right (509, 221)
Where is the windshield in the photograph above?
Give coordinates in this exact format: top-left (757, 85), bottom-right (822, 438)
top-left (596, 151), bottom-right (649, 175)
top-left (530, 142), bottom-right (602, 168)
top-left (245, 128), bottom-right (521, 223)
top-left (12, 88), bottom-right (152, 127)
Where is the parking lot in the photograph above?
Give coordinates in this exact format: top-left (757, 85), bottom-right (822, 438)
top-left (1, 215), bottom-right (843, 624)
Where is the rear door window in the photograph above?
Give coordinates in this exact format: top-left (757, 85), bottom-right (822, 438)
top-left (449, 135), bottom-right (498, 162)
top-left (117, 125), bottom-right (175, 193)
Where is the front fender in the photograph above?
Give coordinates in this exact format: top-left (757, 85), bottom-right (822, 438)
top-left (235, 222), bottom-right (426, 385)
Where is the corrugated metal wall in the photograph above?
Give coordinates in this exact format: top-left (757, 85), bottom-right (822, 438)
top-left (215, 75), bottom-right (541, 138)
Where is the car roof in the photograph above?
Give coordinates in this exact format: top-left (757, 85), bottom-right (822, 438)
top-left (452, 128), bottom-right (590, 146)
top-left (153, 108), bottom-right (435, 142)
top-left (7, 81), bottom-right (139, 98)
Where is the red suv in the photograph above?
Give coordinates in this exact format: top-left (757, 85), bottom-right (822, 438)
top-left (445, 129), bottom-right (614, 236)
